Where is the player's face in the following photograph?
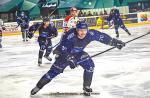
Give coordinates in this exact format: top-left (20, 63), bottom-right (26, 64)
top-left (77, 29), bottom-right (87, 39)
top-left (44, 21), bottom-right (49, 27)
top-left (70, 9), bottom-right (77, 17)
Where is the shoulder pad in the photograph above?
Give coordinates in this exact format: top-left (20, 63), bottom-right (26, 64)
top-left (64, 15), bottom-right (72, 22)
top-left (88, 29), bottom-right (95, 36)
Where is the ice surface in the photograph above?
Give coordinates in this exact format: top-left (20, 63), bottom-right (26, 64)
top-left (0, 25), bottom-right (150, 98)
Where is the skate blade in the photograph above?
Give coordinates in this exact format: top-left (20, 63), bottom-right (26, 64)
top-left (38, 63), bottom-right (41, 66)
top-left (83, 90), bottom-right (92, 96)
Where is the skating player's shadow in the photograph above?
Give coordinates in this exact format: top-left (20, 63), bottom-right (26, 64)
top-left (42, 92), bottom-right (100, 98)
top-left (102, 72), bottom-right (125, 78)
top-left (0, 49), bottom-right (4, 52)
top-left (38, 62), bottom-right (52, 68)
top-left (44, 62), bottom-right (52, 65)
top-left (30, 95), bottom-right (45, 98)
top-left (30, 92), bottom-right (99, 98)
top-left (102, 72), bottom-right (134, 79)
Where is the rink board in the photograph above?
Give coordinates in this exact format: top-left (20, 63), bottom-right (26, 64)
top-left (2, 22), bottom-right (150, 36)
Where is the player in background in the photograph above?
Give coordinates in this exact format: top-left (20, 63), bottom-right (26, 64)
top-left (54, 7), bottom-right (79, 49)
top-left (30, 21), bottom-right (126, 96)
top-left (53, 7), bottom-right (79, 57)
top-left (55, 7), bottom-right (79, 45)
top-left (28, 18), bottom-right (58, 66)
top-left (107, 7), bottom-right (131, 38)
top-left (108, 9), bottom-right (114, 29)
top-left (63, 7), bottom-right (79, 32)
top-left (16, 12), bottom-right (30, 42)
top-left (0, 19), bottom-right (6, 48)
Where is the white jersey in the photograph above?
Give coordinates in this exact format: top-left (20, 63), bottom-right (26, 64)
top-left (0, 19), bottom-right (4, 31)
top-left (0, 19), bottom-right (5, 41)
top-left (63, 15), bottom-right (78, 32)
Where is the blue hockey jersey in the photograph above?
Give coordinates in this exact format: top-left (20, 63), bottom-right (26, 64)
top-left (29, 22), bottom-right (58, 38)
top-left (107, 9), bottom-right (123, 25)
top-left (16, 15), bottom-right (30, 29)
top-left (57, 28), bottom-right (114, 55)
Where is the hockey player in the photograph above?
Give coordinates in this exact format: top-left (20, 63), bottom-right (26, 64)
top-left (53, 7), bottom-right (79, 53)
top-left (107, 7), bottom-right (131, 38)
top-left (28, 18), bottom-right (58, 66)
top-left (31, 21), bottom-right (126, 96)
top-left (63, 7), bottom-right (78, 32)
top-left (0, 19), bottom-right (6, 48)
top-left (16, 12), bottom-right (30, 41)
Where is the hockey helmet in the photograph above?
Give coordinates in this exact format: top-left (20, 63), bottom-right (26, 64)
top-left (76, 21), bottom-right (88, 30)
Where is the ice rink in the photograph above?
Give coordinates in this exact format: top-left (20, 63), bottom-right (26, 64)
top-left (0, 25), bottom-right (150, 98)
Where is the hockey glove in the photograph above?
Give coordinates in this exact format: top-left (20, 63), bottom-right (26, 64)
top-left (67, 54), bottom-right (77, 69)
top-left (110, 38), bottom-right (125, 49)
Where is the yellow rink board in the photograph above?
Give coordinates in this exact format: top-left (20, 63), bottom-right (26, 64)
top-left (3, 22), bottom-right (150, 36)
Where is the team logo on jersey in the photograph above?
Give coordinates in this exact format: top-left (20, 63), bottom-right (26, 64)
top-left (62, 46), bottom-right (67, 51)
top-left (89, 31), bottom-right (94, 36)
top-left (99, 35), bottom-right (104, 41)
top-left (67, 33), bottom-right (75, 40)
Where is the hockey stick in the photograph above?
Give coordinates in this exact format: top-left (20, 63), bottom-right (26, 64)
top-left (52, 42), bottom-right (60, 48)
top-left (48, 0), bottom-right (60, 48)
top-left (30, 0), bottom-right (60, 45)
top-left (77, 31), bottom-right (150, 64)
top-left (15, 11), bottom-right (21, 28)
top-left (48, 0), bottom-right (60, 17)
top-left (49, 0), bottom-right (62, 49)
